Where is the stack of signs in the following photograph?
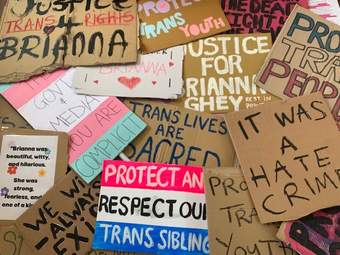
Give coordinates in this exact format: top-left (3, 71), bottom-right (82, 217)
top-left (0, 95), bottom-right (31, 129)
top-left (123, 99), bottom-right (236, 167)
top-left (16, 171), bottom-right (101, 255)
top-left (204, 167), bottom-right (297, 255)
top-left (73, 46), bottom-right (184, 99)
top-left (256, 6), bottom-right (340, 126)
top-left (92, 160), bottom-right (208, 254)
top-left (308, 0), bottom-right (340, 25)
top-left (176, 33), bottom-right (275, 113)
top-left (225, 93), bottom-right (340, 223)
top-left (222, 0), bottom-right (308, 40)
top-left (0, 0), bottom-right (138, 82)
top-left (2, 70), bottom-right (146, 183)
top-left (0, 129), bottom-right (68, 222)
top-left (278, 207), bottom-right (340, 255)
top-left (138, 0), bottom-right (231, 52)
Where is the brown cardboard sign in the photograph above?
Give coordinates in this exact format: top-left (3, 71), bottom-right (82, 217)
top-left (204, 167), bottom-right (298, 255)
top-left (123, 99), bottom-right (235, 167)
top-left (0, 95), bottom-right (31, 130)
top-left (0, 0), bottom-right (137, 83)
top-left (0, 225), bottom-right (34, 255)
top-left (0, 128), bottom-right (68, 223)
top-left (138, 0), bottom-right (231, 53)
top-left (256, 6), bottom-right (340, 125)
top-left (225, 93), bottom-right (340, 223)
top-left (16, 171), bottom-right (100, 255)
top-left (181, 34), bottom-right (276, 113)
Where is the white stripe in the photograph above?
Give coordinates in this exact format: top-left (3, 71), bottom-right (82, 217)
top-left (97, 187), bottom-right (207, 230)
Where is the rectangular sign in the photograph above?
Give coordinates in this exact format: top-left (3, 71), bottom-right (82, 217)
top-left (138, 0), bottom-right (230, 53)
top-left (225, 93), bottom-right (340, 223)
top-left (2, 70), bottom-right (146, 183)
top-left (256, 6), bottom-right (340, 125)
top-left (123, 99), bottom-right (235, 167)
top-left (179, 34), bottom-right (276, 113)
top-left (308, 0), bottom-right (340, 25)
top-left (92, 160), bottom-right (208, 254)
top-left (204, 167), bottom-right (298, 255)
top-left (0, 0), bottom-right (137, 83)
top-left (221, 0), bottom-right (308, 40)
top-left (0, 129), bottom-right (68, 222)
top-left (73, 46), bottom-right (184, 99)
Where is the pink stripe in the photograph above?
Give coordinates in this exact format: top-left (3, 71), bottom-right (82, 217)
top-left (101, 160), bottom-right (205, 194)
top-left (309, 3), bottom-right (330, 8)
top-left (2, 70), bottom-right (66, 109)
top-left (68, 98), bottom-right (129, 163)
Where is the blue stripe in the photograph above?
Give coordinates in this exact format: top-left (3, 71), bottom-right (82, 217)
top-left (92, 221), bottom-right (209, 255)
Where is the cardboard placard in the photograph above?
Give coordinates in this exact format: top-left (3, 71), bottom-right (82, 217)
top-left (0, 225), bottom-right (34, 255)
top-left (0, 128), bottom-right (68, 222)
top-left (0, 95), bottom-right (31, 130)
top-left (2, 69), bottom-right (146, 183)
top-left (138, 0), bottom-right (230, 53)
top-left (225, 93), bottom-right (340, 223)
top-left (0, 0), bottom-right (137, 83)
top-left (308, 0), bottom-right (340, 25)
top-left (16, 171), bottom-right (100, 255)
top-left (179, 34), bottom-right (276, 113)
top-left (222, 0), bottom-right (308, 41)
top-left (73, 46), bottom-right (184, 99)
top-left (123, 99), bottom-right (235, 167)
top-left (256, 6), bottom-right (340, 125)
top-left (92, 160), bottom-right (208, 254)
top-left (204, 167), bottom-right (298, 255)
top-left (277, 207), bottom-right (340, 255)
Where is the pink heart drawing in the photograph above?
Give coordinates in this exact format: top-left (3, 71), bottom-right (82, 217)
top-left (169, 61), bottom-right (174, 67)
top-left (152, 81), bottom-right (157, 85)
top-left (118, 76), bottom-right (141, 89)
top-left (93, 80), bottom-right (99, 85)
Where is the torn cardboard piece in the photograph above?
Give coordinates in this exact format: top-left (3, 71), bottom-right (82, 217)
top-left (2, 69), bottom-right (146, 183)
top-left (0, 95), bottom-right (31, 130)
top-left (92, 160), bottom-right (208, 254)
top-left (123, 99), bottom-right (235, 167)
top-left (0, 128), bottom-right (68, 222)
top-left (138, 0), bottom-right (230, 53)
top-left (225, 93), bottom-right (340, 223)
top-left (179, 33), bottom-right (277, 113)
top-left (0, 0), bottom-right (137, 83)
top-left (0, 224), bottom-right (34, 255)
top-left (222, 0), bottom-right (309, 41)
top-left (73, 46), bottom-right (184, 99)
top-left (204, 167), bottom-right (298, 255)
top-left (255, 6), bottom-right (340, 125)
top-left (278, 207), bottom-right (340, 255)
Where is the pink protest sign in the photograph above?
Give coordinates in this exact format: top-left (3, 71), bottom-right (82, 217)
top-left (222, 0), bottom-right (309, 41)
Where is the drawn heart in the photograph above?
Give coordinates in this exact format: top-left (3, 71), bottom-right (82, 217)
top-left (93, 80), bottom-right (99, 85)
top-left (118, 76), bottom-right (141, 89)
top-left (169, 61), bottom-right (174, 67)
top-left (152, 81), bottom-right (157, 85)
top-left (43, 25), bottom-right (55, 35)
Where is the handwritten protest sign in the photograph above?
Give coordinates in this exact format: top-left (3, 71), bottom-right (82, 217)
top-left (2, 70), bottom-right (146, 183)
top-left (73, 46), bottom-right (184, 99)
top-left (138, 0), bottom-right (230, 53)
top-left (225, 93), bottom-right (340, 223)
top-left (0, 0), bottom-right (137, 83)
top-left (0, 129), bottom-right (68, 221)
top-left (92, 160), bottom-right (208, 254)
top-left (180, 34), bottom-right (275, 113)
top-left (16, 171), bottom-right (101, 255)
top-left (278, 207), bottom-right (340, 255)
top-left (0, 225), bottom-right (34, 255)
top-left (308, 0), bottom-right (340, 25)
top-left (256, 6), bottom-right (340, 125)
top-left (221, 0), bottom-right (308, 41)
top-left (0, 95), bottom-right (31, 130)
top-left (204, 167), bottom-right (298, 255)
top-left (123, 99), bottom-right (235, 167)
